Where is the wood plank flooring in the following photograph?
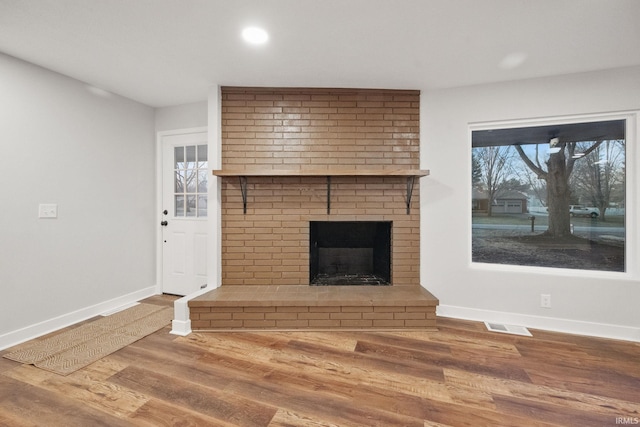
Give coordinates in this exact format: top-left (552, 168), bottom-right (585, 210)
top-left (1, 294), bottom-right (639, 426)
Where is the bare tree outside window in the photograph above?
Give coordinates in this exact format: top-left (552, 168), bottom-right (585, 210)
top-left (474, 146), bottom-right (513, 217)
top-left (570, 140), bottom-right (625, 222)
top-left (471, 118), bottom-right (626, 272)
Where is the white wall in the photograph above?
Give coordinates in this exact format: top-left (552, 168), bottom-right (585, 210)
top-left (155, 101), bottom-right (207, 132)
top-left (421, 66), bottom-right (640, 341)
top-left (0, 53), bottom-right (156, 349)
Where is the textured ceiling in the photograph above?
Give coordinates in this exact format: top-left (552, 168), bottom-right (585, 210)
top-left (1, 0), bottom-right (639, 107)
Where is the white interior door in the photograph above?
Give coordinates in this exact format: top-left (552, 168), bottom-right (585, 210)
top-left (161, 131), bottom-right (209, 295)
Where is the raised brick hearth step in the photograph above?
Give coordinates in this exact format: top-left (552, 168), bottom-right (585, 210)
top-left (188, 285), bottom-right (439, 331)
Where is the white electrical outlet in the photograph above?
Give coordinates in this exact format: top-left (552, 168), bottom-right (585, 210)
top-left (540, 294), bottom-right (551, 308)
top-left (39, 203), bottom-right (58, 218)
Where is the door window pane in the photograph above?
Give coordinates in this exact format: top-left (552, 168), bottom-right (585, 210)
top-left (174, 170), bottom-right (185, 193)
top-left (174, 147), bottom-right (185, 169)
top-left (197, 144), bottom-right (208, 167)
top-left (186, 195), bottom-right (197, 217)
top-left (173, 144), bottom-right (208, 217)
top-left (186, 145), bottom-right (196, 169)
top-left (198, 195), bottom-right (208, 217)
top-left (186, 169), bottom-right (197, 193)
top-left (198, 170), bottom-right (208, 192)
top-left (175, 195), bottom-right (185, 216)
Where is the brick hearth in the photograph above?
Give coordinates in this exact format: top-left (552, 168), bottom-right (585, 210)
top-left (190, 285), bottom-right (438, 330)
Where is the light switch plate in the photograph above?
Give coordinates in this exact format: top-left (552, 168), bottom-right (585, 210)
top-left (39, 203), bottom-right (58, 218)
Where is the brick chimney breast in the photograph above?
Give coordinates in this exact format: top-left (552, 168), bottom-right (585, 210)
top-left (219, 87), bottom-right (421, 287)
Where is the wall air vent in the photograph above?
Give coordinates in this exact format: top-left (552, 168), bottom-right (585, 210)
top-left (485, 322), bottom-right (532, 337)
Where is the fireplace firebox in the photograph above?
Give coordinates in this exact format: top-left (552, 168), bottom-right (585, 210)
top-left (309, 221), bottom-right (392, 286)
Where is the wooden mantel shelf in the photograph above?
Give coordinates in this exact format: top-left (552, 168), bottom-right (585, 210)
top-left (214, 168), bottom-right (429, 215)
top-left (213, 168), bottom-right (430, 177)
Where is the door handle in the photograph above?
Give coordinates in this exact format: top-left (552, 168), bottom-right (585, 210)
top-left (160, 221), bottom-right (168, 226)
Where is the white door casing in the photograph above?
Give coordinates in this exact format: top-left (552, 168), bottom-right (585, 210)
top-left (159, 130), bottom-right (209, 296)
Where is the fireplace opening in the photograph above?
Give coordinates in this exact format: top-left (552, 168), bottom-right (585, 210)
top-left (309, 221), bottom-right (391, 286)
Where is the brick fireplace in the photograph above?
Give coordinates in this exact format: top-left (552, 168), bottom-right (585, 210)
top-left (188, 87), bottom-right (438, 330)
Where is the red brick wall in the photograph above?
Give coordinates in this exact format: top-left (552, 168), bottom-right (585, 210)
top-left (220, 87), bottom-right (421, 286)
top-left (221, 87), bottom-right (419, 170)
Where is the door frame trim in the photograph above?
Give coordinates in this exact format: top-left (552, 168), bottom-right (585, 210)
top-left (156, 127), bottom-right (208, 294)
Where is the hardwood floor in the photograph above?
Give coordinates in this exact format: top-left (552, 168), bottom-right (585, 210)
top-left (1, 294), bottom-right (639, 426)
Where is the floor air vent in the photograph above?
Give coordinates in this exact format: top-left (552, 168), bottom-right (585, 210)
top-left (484, 322), bottom-right (532, 337)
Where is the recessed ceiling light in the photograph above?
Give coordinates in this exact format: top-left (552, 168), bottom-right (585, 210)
top-left (242, 27), bottom-right (269, 45)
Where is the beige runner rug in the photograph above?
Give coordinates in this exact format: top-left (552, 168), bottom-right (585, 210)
top-left (4, 303), bottom-right (173, 375)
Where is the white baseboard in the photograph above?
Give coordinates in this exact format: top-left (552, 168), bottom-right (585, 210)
top-left (437, 305), bottom-right (640, 343)
top-left (170, 285), bottom-right (217, 336)
top-left (0, 286), bottom-right (158, 351)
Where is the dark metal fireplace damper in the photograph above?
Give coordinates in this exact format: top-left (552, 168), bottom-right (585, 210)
top-left (309, 221), bottom-right (392, 286)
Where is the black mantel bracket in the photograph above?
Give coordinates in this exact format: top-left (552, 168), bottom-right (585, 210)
top-left (406, 175), bottom-right (416, 215)
top-left (239, 176), bottom-right (248, 214)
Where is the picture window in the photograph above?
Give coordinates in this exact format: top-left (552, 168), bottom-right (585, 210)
top-left (471, 117), bottom-right (626, 272)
